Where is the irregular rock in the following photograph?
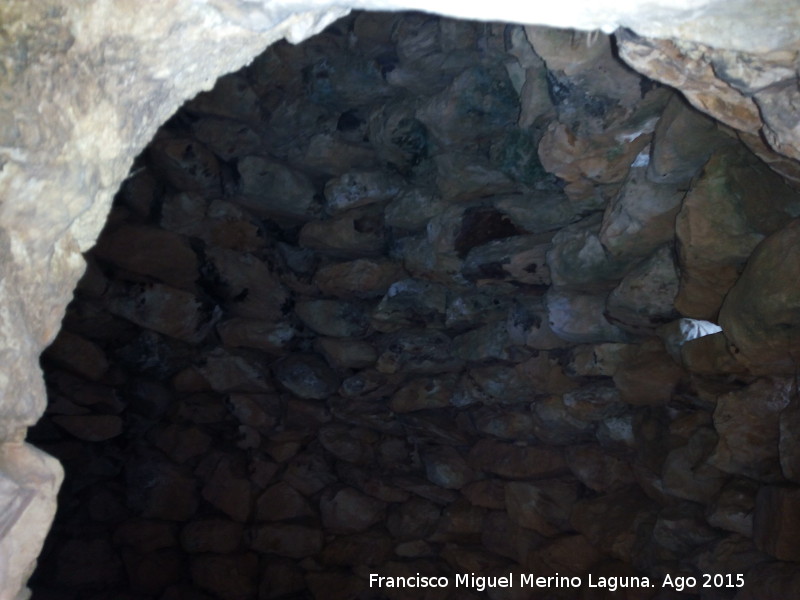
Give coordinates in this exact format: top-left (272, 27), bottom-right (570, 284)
top-left (481, 511), bottom-right (543, 564)
top-left (180, 519), bottom-right (243, 554)
top-left (149, 137), bottom-right (220, 193)
top-left (462, 235), bottom-right (551, 286)
top-left (320, 486), bottom-right (387, 534)
top-left (295, 299), bottom-right (370, 338)
top-left (42, 331), bottom-right (109, 382)
top-left (707, 478), bottom-right (758, 537)
top-left (179, 349), bottom-right (273, 393)
top-left (506, 296), bottom-right (571, 350)
top-left (105, 281), bottom-right (219, 343)
top-left (461, 479), bottom-right (507, 510)
top-left (236, 156), bottom-right (319, 222)
top-left (324, 169), bottom-right (404, 214)
top-left (318, 424), bottom-right (376, 464)
top-left (126, 457), bottom-right (197, 521)
top-left (384, 189), bottom-right (446, 230)
top-left (272, 354), bottom-right (340, 400)
top-left (658, 317), bottom-right (723, 364)
top-left (255, 482), bottom-right (314, 522)
top-left (376, 330), bottom-right (463, 374)
top-left (283, 450), bottom-right (337, 496)
top-left (613, 340), bottom-right (684, 406)
top-left (123, 548), bottom-right (184, 595)
top-left (203, 247), bottom-right (288, 322)
top-left (546, 289), bottom-right (629, 343)
top-left (606, 244), bottom-right (680, 331)
top-left (674, 147), bottom-right (800, 319)
top-left (200, 455), bottom-right (252, 522)
top-left (753, 486), bottom-right (800, 561)
top-left (708, 378), bottom-right (790, 481)
top-left (190, 553), bottom-right (258, 600)
top-left (564, 444), bottom-right (635, 492)
top-left (390, 374), bottom-right (457, 413)
top-left (192, 117), bottom-right (262, 161)
top-left (566, 343), bottom-right (629, 377)
top-left (387, 497), bottom-right (442, 540)
top-left (562, 384), bottom-right (627, 422)
top-left (249, 523), bottom-right (323, 558)
top-left (646, 93), bottom-right (733, 183)
top-left (719, 219), bottom-right (800, 374)
top-left (662, 427), bottom-right (728, 503)
top-left (51, 415), bottom-right (123, 442)
top-left (371, 278), bottom-right (448, 331)
top-left (445, 291), bottom-right (512, 330)
top-left (652, 502), bottom-right (719, 556)
top-left (468, 439), bottom-right (567, 479)
top-left (217, 318), bottom-right (297, 353)
top-left (299, 206), bottom-right (386, 258)
top-left (313, 258), bottom-right (407, 298)
top-left (531, 534), bottom-right (604, 576)
top-left (422, 445), bottom-right (475, 490)
top-left (321, 531), bottom-right (394, 567)
top-left (316, 337), bottom-right (377, 369)
top-left (505, 479), bottom-right (580, 536)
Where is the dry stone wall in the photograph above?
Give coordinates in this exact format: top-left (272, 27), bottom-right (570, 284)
top-left (26, 13), bottom-right (800, 599)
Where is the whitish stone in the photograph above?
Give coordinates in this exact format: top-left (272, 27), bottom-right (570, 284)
top-left (313, 258), bottom-right (407, 298)
top-left (295, 299), bottom-right (370, 338)
top-left (753, 486), bottom-right (800, 561)
top-left (546, 289), bottom-right (628, 343)
top-left (320, 486), bottom-right (386, 534)
top-left (505, 479), bottom-right (580, 536)
top-left (658, 318), bottom-right (722, 363)
top-left (299, 206), bottom-right (386, 258)
top-left (506, 296), bottom-right (571, 350)
top-left (236, 156), bottom-right (319, 222)
top-left (719, 219), bottom-right (800, 374)
top-left (709, 378), bottom-right (790, 481)
top-left (106, 281), bottom-right (219, 344)
top-left (324, 170), bottom-right (404, 214)
top-left (272, 354), bottom-right (339, 400)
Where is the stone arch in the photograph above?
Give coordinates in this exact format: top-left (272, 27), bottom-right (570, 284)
top-left (1, 1), bottom-right (799, 598)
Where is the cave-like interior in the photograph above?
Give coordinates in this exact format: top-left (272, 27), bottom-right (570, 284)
top-left (26, 11), bottom-right (800, 600)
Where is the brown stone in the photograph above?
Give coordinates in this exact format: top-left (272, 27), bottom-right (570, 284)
top-left (295, 298), bottom-right (371, 338)
top-left (216, 318), bottom-right (297, 353)
top-left (422, 445), bottom-right (475, 490)
top-left (113, 519), bottom-right (177, 553)
top-left (248, 523), bottom-right (323, 558)
top-left (126, 458), bottom-right (198, 521)
top-left (386, 496), bottom-right (441, 540)
top-left (42, 331), bottom-right (109, 381)
top-left (180, 519), bottom-right (243, 553)
top-left (149, 137), bottom-right (220, 193)
top-left (505, 479), bottom-right (580, 536)
top-left (283, 450), bottom-right (337, 496)
top-left (320, 486), bottom-right (387, 534)
top-left (152, 424), bottom-right (213, 464)
top-left (93, 224), bottom-right (199, 291)
top-left (461, 479), bottom-right (507, 510)
top-left (190, 553), bottom-right (258, 600)
top-left (708, 378), bottom-right (790, 481)
top-left (468, 439), bottom-right (568, 479)
top-left (753, 485), bottom-right (800, 561)
top-left (51, 414), bottom-right (123, 442)
top-left (707, 478), bottom-right (758, 537)
top-left (255, 481), bottom-right (315, 522)
top-left (313, 258), bottom-right (407, 298)
top-left (299, 206), bottom-right (386, 258)
top-left (200, 455), bottom-right (252, 522)
top-left (316, 337), bottom-right (377, 369)
top-left (612, 341), bottom-right (684, 406)
top-left (564, 444), bottom-right (635, 492)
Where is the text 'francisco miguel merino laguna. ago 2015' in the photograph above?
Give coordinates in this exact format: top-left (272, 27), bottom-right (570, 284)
top-left (369, 572), bottom-right (746, 593)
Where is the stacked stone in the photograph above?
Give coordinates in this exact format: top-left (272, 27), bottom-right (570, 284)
top-left (30, 11), bottom-right (800, 600)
